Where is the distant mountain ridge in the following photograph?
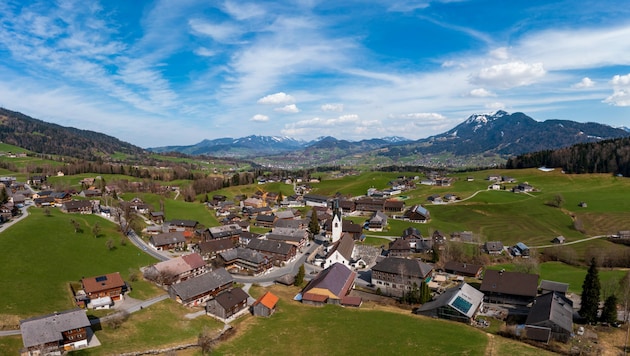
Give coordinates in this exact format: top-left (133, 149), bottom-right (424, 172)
top-left (0, 108), bottom-right (144, 161)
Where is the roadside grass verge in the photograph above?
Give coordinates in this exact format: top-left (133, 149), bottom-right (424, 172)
top-left (0, 208), bottom-right (157, 318)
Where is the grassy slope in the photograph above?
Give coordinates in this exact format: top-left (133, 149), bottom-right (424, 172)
top-left (0, 208), bottom-right (158, 318)
top-left (216, 285), bottom-right (488, 356)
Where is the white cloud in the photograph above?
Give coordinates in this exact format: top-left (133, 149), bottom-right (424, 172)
top-left (251, 114), bottom-right (269, 122)
top-left (572, 77), bottom-right (595, 89)
top-left (471, 61), bottom-right (546, 88)
top-left (188, 18), bottom-right (240, 43)
top-left (604, 73), bottom-right (630, 106)
top-left (469, 88), bottom-right (495, 97)
top-left (194, 47), bottom-right (217, 57)
top-left (321, 103), bottom-right (344, 112)
top-left (275, 104), bottom-right (300, 113)
top-left (485, 102), bottom-right (506, 110)
top-left (257, 92), bottom-right (295, 105)
top-left (490, 47), bottom-right (509, 60)
top-left (393, 112), bottom-right (447, 121)
top-left (222, 1), bottom-right (265, 20)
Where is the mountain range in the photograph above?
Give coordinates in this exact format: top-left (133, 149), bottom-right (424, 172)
top-left (149, 111), bottom-right (630, 162)
top-left (1, 107), bottom-right (628, 167)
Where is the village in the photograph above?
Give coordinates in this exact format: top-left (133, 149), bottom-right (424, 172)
top-left (1, 172), bottom-right (627, 355)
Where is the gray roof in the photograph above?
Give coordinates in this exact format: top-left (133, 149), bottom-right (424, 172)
top-left (266, 233), bottom-right (305, 244)
top-left (165, 219), bottom-right (198, 228)
top-left (198, 238), bottom-right (236, 254)
top-left (274, 219), bottom-right (307, 229)
top-left (247, 239), bottom-right (294, 255)
top-left (526, 292), bottom-right (573, 333)
top-left (328, 234), bottom-right (355, 261)
top-left (219, 248), bottom-right (267, 264)
top-left (20, 309), bottom-right (90, 348)
top-left (416, 282), bottom-right (484, 319)
top-left (539, 280), bottom-right (569, 294)
top-left (372, 257), bottom-right (433, 279)
top-left (169, 269), bottom-right (233, 302)
top-left (150, 231), bottom-right (186, 246)
top-left (484, 241), bottom-right (504, 251)
top-left (208, 224), bottom-right (242, 239)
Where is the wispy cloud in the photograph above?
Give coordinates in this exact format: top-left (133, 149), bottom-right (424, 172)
top-left (258, 92), bottom-right (295, 105)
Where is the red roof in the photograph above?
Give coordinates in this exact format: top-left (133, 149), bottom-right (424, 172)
top-left (254, 291), bottom-right (279, 309)
top-left (341, 296), bottom-right (362, 307)
top-left (302, 293), bottom-right (328, 303)
top-left (181, 253), bottom-right (206, 270)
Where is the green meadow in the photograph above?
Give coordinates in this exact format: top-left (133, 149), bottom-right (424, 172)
top-left (0, 208), bottom-right (158, 318)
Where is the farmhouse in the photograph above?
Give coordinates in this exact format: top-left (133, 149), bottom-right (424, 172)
top-left (525, 292), bottom-right (573, 343)
top-left (303, 194), bottom-right (329, 207)
top-left (551, 236), bottom-right (566, 244)
top-left (299, 262), bottom-right (359, 307)
top-left (144, 253), bottom-right (207, 285)
top-left (403, 205), bottom-right (430, 223)
top-left (480, 270), bottom-right (538, 305)
top-left (483, 241), bottom-right (504, 254)
top-left (246, 239), bottom-right (297, 265)
top-left (510, 242), bottom-right (530, 257)
top-left (20, 309), bottom-right (92, 355)
top-left (251, 291), bottom-right (279, 317)
top-left (266, 229), bottom-right (308, 249)
top-left (539, 280), bottom-right (569, 296)
top-left (443, 261), bottom-right (483, 278)
top-left (414, 282), bottom-right (484, 324)
top-left (367, 210), bottom-right (388, 231)
top-left (164, 219), bottom-right (199, 232)
top-left (149, 231), bottom-right (186, 251)
top-left (219, 248), bottom-right (272, 275)
top-left (206, 288), bottom-right (250, 321)
top-left (207, 223), bottom-right (242, 242)
top-left (60, 200), bottom-right (93, 214)
top-left (371, 257), bottom-right (433, 298)
top-left (168, 268), bottom-right (233, 307)
top-left (196, 238), bottom-right (236, 260)
top-left (81, 272), bottom-right (126, 301)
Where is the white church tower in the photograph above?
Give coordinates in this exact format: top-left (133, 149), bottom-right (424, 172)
top-left (331, 199), bottom-right (343, 243)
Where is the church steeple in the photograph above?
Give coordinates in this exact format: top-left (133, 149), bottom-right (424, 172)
top-left (331, 199), bottom-right (342, 243)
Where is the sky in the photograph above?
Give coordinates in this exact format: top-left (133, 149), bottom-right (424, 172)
top-left (1, 1), bottom-right (630, 148)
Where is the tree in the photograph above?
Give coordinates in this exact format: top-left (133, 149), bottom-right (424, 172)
top-left (43, 207), bottom-right (51, 217)
top-left (579, 257), bottom-right (601, 323)
top-left (431, 248), bottom-right (440, 263)
top-left (547, 193), bottom-right (565, 208)
top-left (620, 271), bottom-right (630, 323)
top-left (198, 326), bottom-right (214, 355)
top-left (70, 219), bottom-right (82, 233)
top-left (308, 209), bottom-right (320, 235)
top-left (419, 281), bottom-right (431, 304)
top-left (276, 191), bottom-right (284, 206)
top-left (294, 264), bottom-right (305, 286)
top-left (0, 187), bottom-right (7, 204)
top-left (106, 238), bottom-right (115, 251)
top-left (92, 222), bottom-right (101, 238)
top-left (600, 295), bottom-right (618, 324)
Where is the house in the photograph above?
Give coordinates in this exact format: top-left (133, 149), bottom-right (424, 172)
top-left (383, 199), bottom-right (404, 212)
top-left (483, 241), bottom-right (504, 255)
top-left (323, 234), bottom-right (355, 268)
top-left (403, 205), bottom-right (430, 223)
top-left (488, 183), bottom-right (502, 190)
top-left (524, 292), bottom-right (573, 343)
top-left (149, 231), bottom-right (187, 251)
top-left (510, 242), bottom-right (530, 257)
top-left (144, 253), bottom-right (207, 285)
top-left (206, 288), bottom-right (250, 321)
top-left (164, 219), bottom-right (199, 232)
top-left (551, 236), bottom-right (566, 244)
top-left (251, 291), bottom-right (279, 317)
top-left (196, 238), bottom-right (236, 260)
top-left (168, 268), bottom-right (233, 307)
top-left (299, 262), bottom-right (359, 307)
top-left (20, 309), bottom-right (92, 355)
top-left (275, 210), bottom-right (297, 220)
top-left (414, 282), bottom-right (484, 324)
top-left (618, 231), bottom-right (630, 239)
top-left (207, 223), bottom-right (242, 242)
top-left (427, 194), bottom-right (443, 204)
top-left (150, 211), bottom-right (165, 224)
top-left (255, 214), bottom-right (277, 228)
top-left (539, 280), bottom-right (569, 296)
top-left (432, 230), bottom-right (447, 250)
top-left (246, 239), bottom-right (297, 265)
top-left (303, 194), bottom-right (329, 207)
top-left (388, 238), bottom-right (414, 257)
top-left (323, 219), bottom-right (363, 241)
top-left (371, 257), bottom-right (433, 298)
top-left (219, 248), bottom-right (272, 275)
top-left (81, 272), bottom-right (126, 301)
top-left (367, 211), bottom-right (388, 231)
top-left (354, 197), bottom-right (385, 212)
top-left (266, 229), bottom-right (308, 249)
top-left (444, 194), bottom-right (458, 202)
top-left (79, 189), bottom-right (102, 198)
top-left (513, 183), bottom-right (534, 193)
top-left (480, 270), bottom-right (538, 305)
top-left (60, 200), bottom-right (93, 214)
top-left (443, 261), bottom-right (483, 278)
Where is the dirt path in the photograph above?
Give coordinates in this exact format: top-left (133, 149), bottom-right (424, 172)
top-left (484, 333), bottom-right (496, 356)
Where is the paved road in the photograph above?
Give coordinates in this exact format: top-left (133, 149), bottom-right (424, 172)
top-left (233, 243), bottom-right (320, 284)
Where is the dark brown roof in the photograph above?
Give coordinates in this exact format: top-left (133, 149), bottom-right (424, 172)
top-left (82, 272), bottom-right (125, 294)
top-left (212, 288), bottom-right (249, 310)
top-left (443, 261), bottom-right (483, 276)
top-left (150, 231), bottom-right (186, 246)
top-left (247, 239), bottom-right (295, 255)
top-left (480, 270), bottom-right (538, 297)
top-left (198, 238), bottom-right (236, 254)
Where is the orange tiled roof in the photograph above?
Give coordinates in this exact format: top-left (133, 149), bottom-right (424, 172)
top-left (256, 291), bottom-right (279, 309)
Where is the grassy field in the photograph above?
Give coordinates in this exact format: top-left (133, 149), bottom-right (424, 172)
top-left (120, 192), bottom-right (220, 228)
top-left (0, 208), bottom-right (158, 319)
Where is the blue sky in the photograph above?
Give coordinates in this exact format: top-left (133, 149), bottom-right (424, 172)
top-left (1, 0), bottom-right (630, 148)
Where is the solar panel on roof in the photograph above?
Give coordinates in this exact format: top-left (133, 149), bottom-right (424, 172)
top-left (451, 296), bottom-right (473, 314)
top-left (95, 276), bottom-right (108, 282)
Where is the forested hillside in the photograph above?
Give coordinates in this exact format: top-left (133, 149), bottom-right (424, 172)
top-left (0, 108), bottom-right (145, 161)
top-left (506, 137), bottom-right (630, 176)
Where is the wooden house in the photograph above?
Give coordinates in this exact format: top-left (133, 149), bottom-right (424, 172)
top-left (251, 291), bottom-right (279, 317)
